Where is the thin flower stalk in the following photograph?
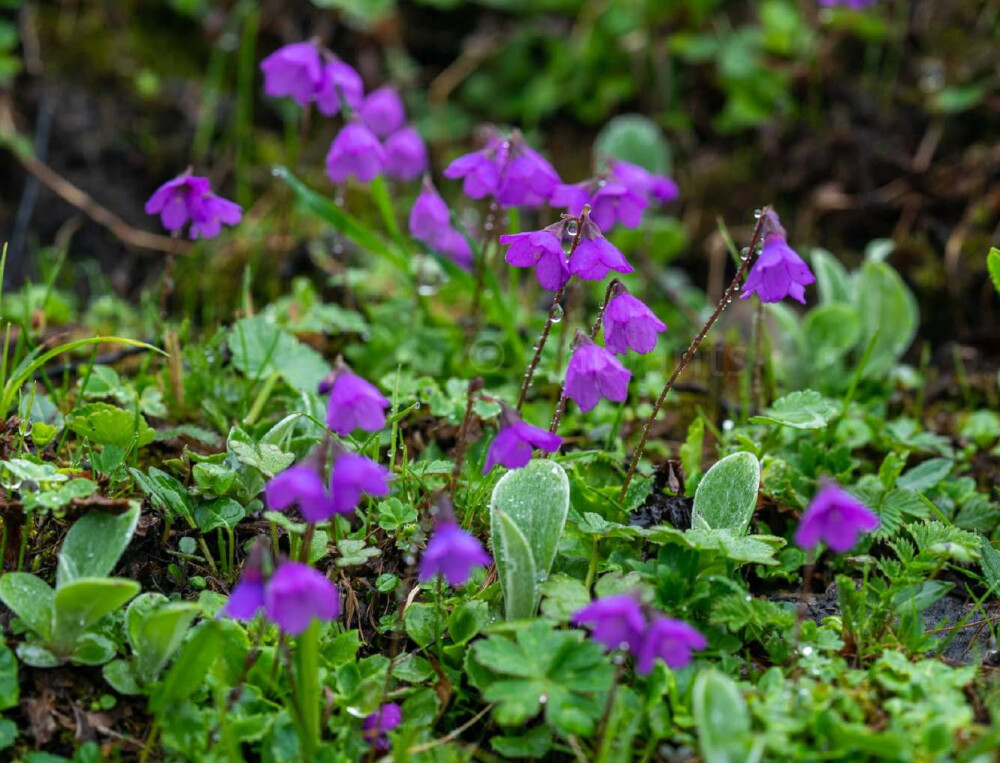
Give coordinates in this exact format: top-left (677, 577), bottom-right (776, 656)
top-left (617, 206), bottom-right (771, 503)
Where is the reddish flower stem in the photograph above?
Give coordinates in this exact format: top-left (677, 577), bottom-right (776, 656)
top-left (616, 207), bottom-right (770, 504)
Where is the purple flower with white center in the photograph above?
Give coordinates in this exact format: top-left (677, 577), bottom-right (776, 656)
top-left (315, 60), bottom-right (365, 117)
top-left (499, 227), bottom-right (569, 291)
top-left (568, 218), bottom-right (634, 281)
top-left (795, 483), bottom-right (879, 553)
top-left (634, 616), bottom-right (707, 674)
top-left (383, 127), bottom-right (428, 181)
top-left (325, 371), bottom-right (390, 436)
top-left (483, 405), bottom-right (562, 473)
top-left (359, 87), bottom-right (406, 138)
top-left (571, 595), bottom-right (646, 652)
top-left (409, 179), bottom-right (451, 246)
top-left (419, 521), bottom-right (491, 587)
top-left (362, 703), bottom-right (402, 751)
top-left (610, 160), bottom-right (679, 205)
top-left (264, 562), bottom-right (340, 636)
top-left (587, 182), bottom-right (648, 231)
top-left (259, 42), bottom-right (324, 108)
top-left (329, 452), bottom-right (391, 516)
top-left (496, 142), bottom-right (561, 208)
top-left (326, 123), bottom-right (386, 184)
top-left (266, 465), bottom-right (332, 523)
top-left (741, 211), bottom-right (815, 304)
top-left (602, 283), bottom-right (667, 356)
top-left (145, 175), bottom-right (242, 240)
top-left (436, 228), bottom-right (474, 271)
top-left (564, 332), bottom-right (631, 413)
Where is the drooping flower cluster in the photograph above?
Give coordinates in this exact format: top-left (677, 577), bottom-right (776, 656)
top-left (565, 332), bottom-right (631, 413)
top-left (602, 281), bottom-right (667, 356)
top-left (259, 40), bottom-right (427, 185)
top-left (795, 482), bottom-right (879, 553)
top-left (145, 174), bottom-right (242, 239)
top-left (572, 594), bottom-right (706, 674)
top-left (741, 210), bottom-right (815, 304)
top-left (266, 452), bottom-right (390, 522)
top-left (444, 130), bottom-right (561, 208)
top-left (419, 499), bottom-right (491, 587)
top-left (222, 546), bottom-right (339, 636)
top-left (408, 178), bottom-right (474, 270)
top-left (321, 365), bottom-right (391, 437)
top-left (553, 159), bottom-right (679, 231)
top-left (483, 404), bottom-right (562, 472)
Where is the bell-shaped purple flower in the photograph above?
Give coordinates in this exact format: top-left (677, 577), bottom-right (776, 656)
top-left (384, 127), bottom-right (428, 181)
top-left (325, 371), bottom-right (390, 436)
top-left (436, 228), bottom-right (474, 271)
top-left (550, 181), bottom-right (592, 216)
top-left (587, 182), bottom-right (648, 231)
top-left (497, 143), bottom-right (561, 208)
top-left (568, 218), bottom-right (634, 281)
top-left (409, 179), bottom-right (451, 246)
top-left (221, 546), bottom-right (267, 621)
top-left (315, 60), bottom-right (365, 117)
top-left (483, 405), bottom-right (562, 473)
top-left (795, 483), bottom-right (879, 553)
top-left (741, 211), bottom-right (815, 304)
top-left (326, 123), bottom-right (386, 184)
top-left (145, 175), bottom-right (243, 240)
top-left (264, 562), bottom-right (340, 636)
top-left (610, 160), bottom-right (679, 205)
top-left (266, 465), bottom-right (332, 523)
top-left (572, 595), bottom-right (646, 652)
top-left (634, 616), bottom-right (706, 674)
top-left (443, 148), bottom-right (501, 200)
top-left (602, 284), bottom-right (667, 355)
top-left (362, 703), bottom-right (402, 751)
top-left (565, 332), bottom-right (631, 413)
top-left (499, 228), bottom-right (569, 291)
top-left (419, 521), bottom-right (491, 587)
top-left (359, 87), bottom-right (406, 138)
top-left (329, 453), bottom-right (391, 516)
top-left (259, 42), bottom-right (324, 108)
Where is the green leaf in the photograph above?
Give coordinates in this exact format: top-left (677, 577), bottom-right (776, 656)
top-left (987, 247), bottom-right (1000, 296)
top-left (751, 390), bottom-right (837, 430)
top-left (70, 632), bottom-right (117, 666)
top-left (149, 620), bottom-right (222, 715)
top-left (693, 670), bottom-right (758, 763)
top-left (539, 574), bottom-right (591, 621)
top-left (126, 594), bottom-right (200, 684)
top-left (56, 505), bottom-right (140, 588)
top-left (680, 418), bottom-right (705, 494)
top-left (490, 459), bottom-right (570, 610)
top-left (0, 642), bottom-right (19, 710)
top-left (491, 726), bottom-right (553, 759)
top-left (130, 467), bottom-right (195, 524)
top-left (856, 261), bottom-right (919, 379)
top-left (691, 452), bottom-right (760, 535)
top-left (492, 510), bottom-right (538, 621)
top-left (980, 537), bottom-right (1000, 596)
top-left (593, 113), bottom-right (671, 174)
top-left (336, 539), bottom-right (380, 567)
top-left (227, 427), bottom-right (295, 478)
top-left (810, 248), bottom-right (852, 305)
top-left (0, 458), bottom-right (66, 486)
top-left (448, 600), bottom-right (492, 646)
top-left (24, 478), bottom-right (98, 512)
top-left (802, 304), bottom-right (861, 370)
top-left (51, 578), bottom-right (141, 656)
top-left (404, 602), bottom-right (437, 648)
top-left (194, 498), bottom-right (245, 533)
top-left (0, 572), bottom-right (54, 639)
top-left (102, 659), bottom-right (142, 695)
top-left (66, 402), bottom-right (155, 450)
top-left (897, 458), bottom-right (952, 493)
top-left (229, 315), bottom-right (331, 393)
top-left (0, 717), bottom-right (17, 751)
top-left (376, 497), bottom-right (417, 531)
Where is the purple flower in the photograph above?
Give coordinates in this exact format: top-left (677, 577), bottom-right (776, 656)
top-left (568, 218), bottom-right (634, 281)
top-left (634, 616), bottom-right (706, 674)
top-left (221, 548), bottom-right (267, 621)
top-left (259, 42), bottom-right (324, 108)
top-left (264, 562), bottom-right (340, 636)
top-left (565, 333), bottom-right (631, 413)
top-left (383, 127), bottom-right (428, 181)
top-left (572, 595), bottom-right (646, 652)
top-left (443, 147), bottom-right (501, 200)
top-left (419, 521), bottom-right (491, 587)
top-left (409, 179), bottom-right (451, 246)
top-left (325, 372), bottom-right (390, 436)
top-left (145, 175), bottom-right (242, 240)
top-left (483, 406), bottom-right (562, 473)
top-left (741, 211), bottom-right (815, 304)
top-left (499, 228), bottom-right (569, 291)
top-left (362, 703), bottom-right (402, 751)
top-left (497, 143), bottom-right (561, 208)
top-left (602, 284), bottom-right (667, 355)
top-left (315, 60), bottom-right (365, 117)
top-left (329, 453), bottom-right (391, 516)
top-left (795, 483), bottom-right (879, 553)
top-left (266, 465), bottom-right (331, 523)
top-left (435, 228), bottom-right (474, 271)
top-left (550, 182), bottom-right (592, 215)
top-left (326, 123), bottom-right (386, 184)
top-left (359, 87), bottom-right (406, 138)
top-left (587, 182), bottom-right (648, 231)
top-left (610, 160), bottom-right (679, 205)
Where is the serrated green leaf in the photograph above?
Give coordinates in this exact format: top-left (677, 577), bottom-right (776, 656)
top-left (66, 402), bottom-right (155, 450)
top-left (751, 390), bottom-right (837, 430)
